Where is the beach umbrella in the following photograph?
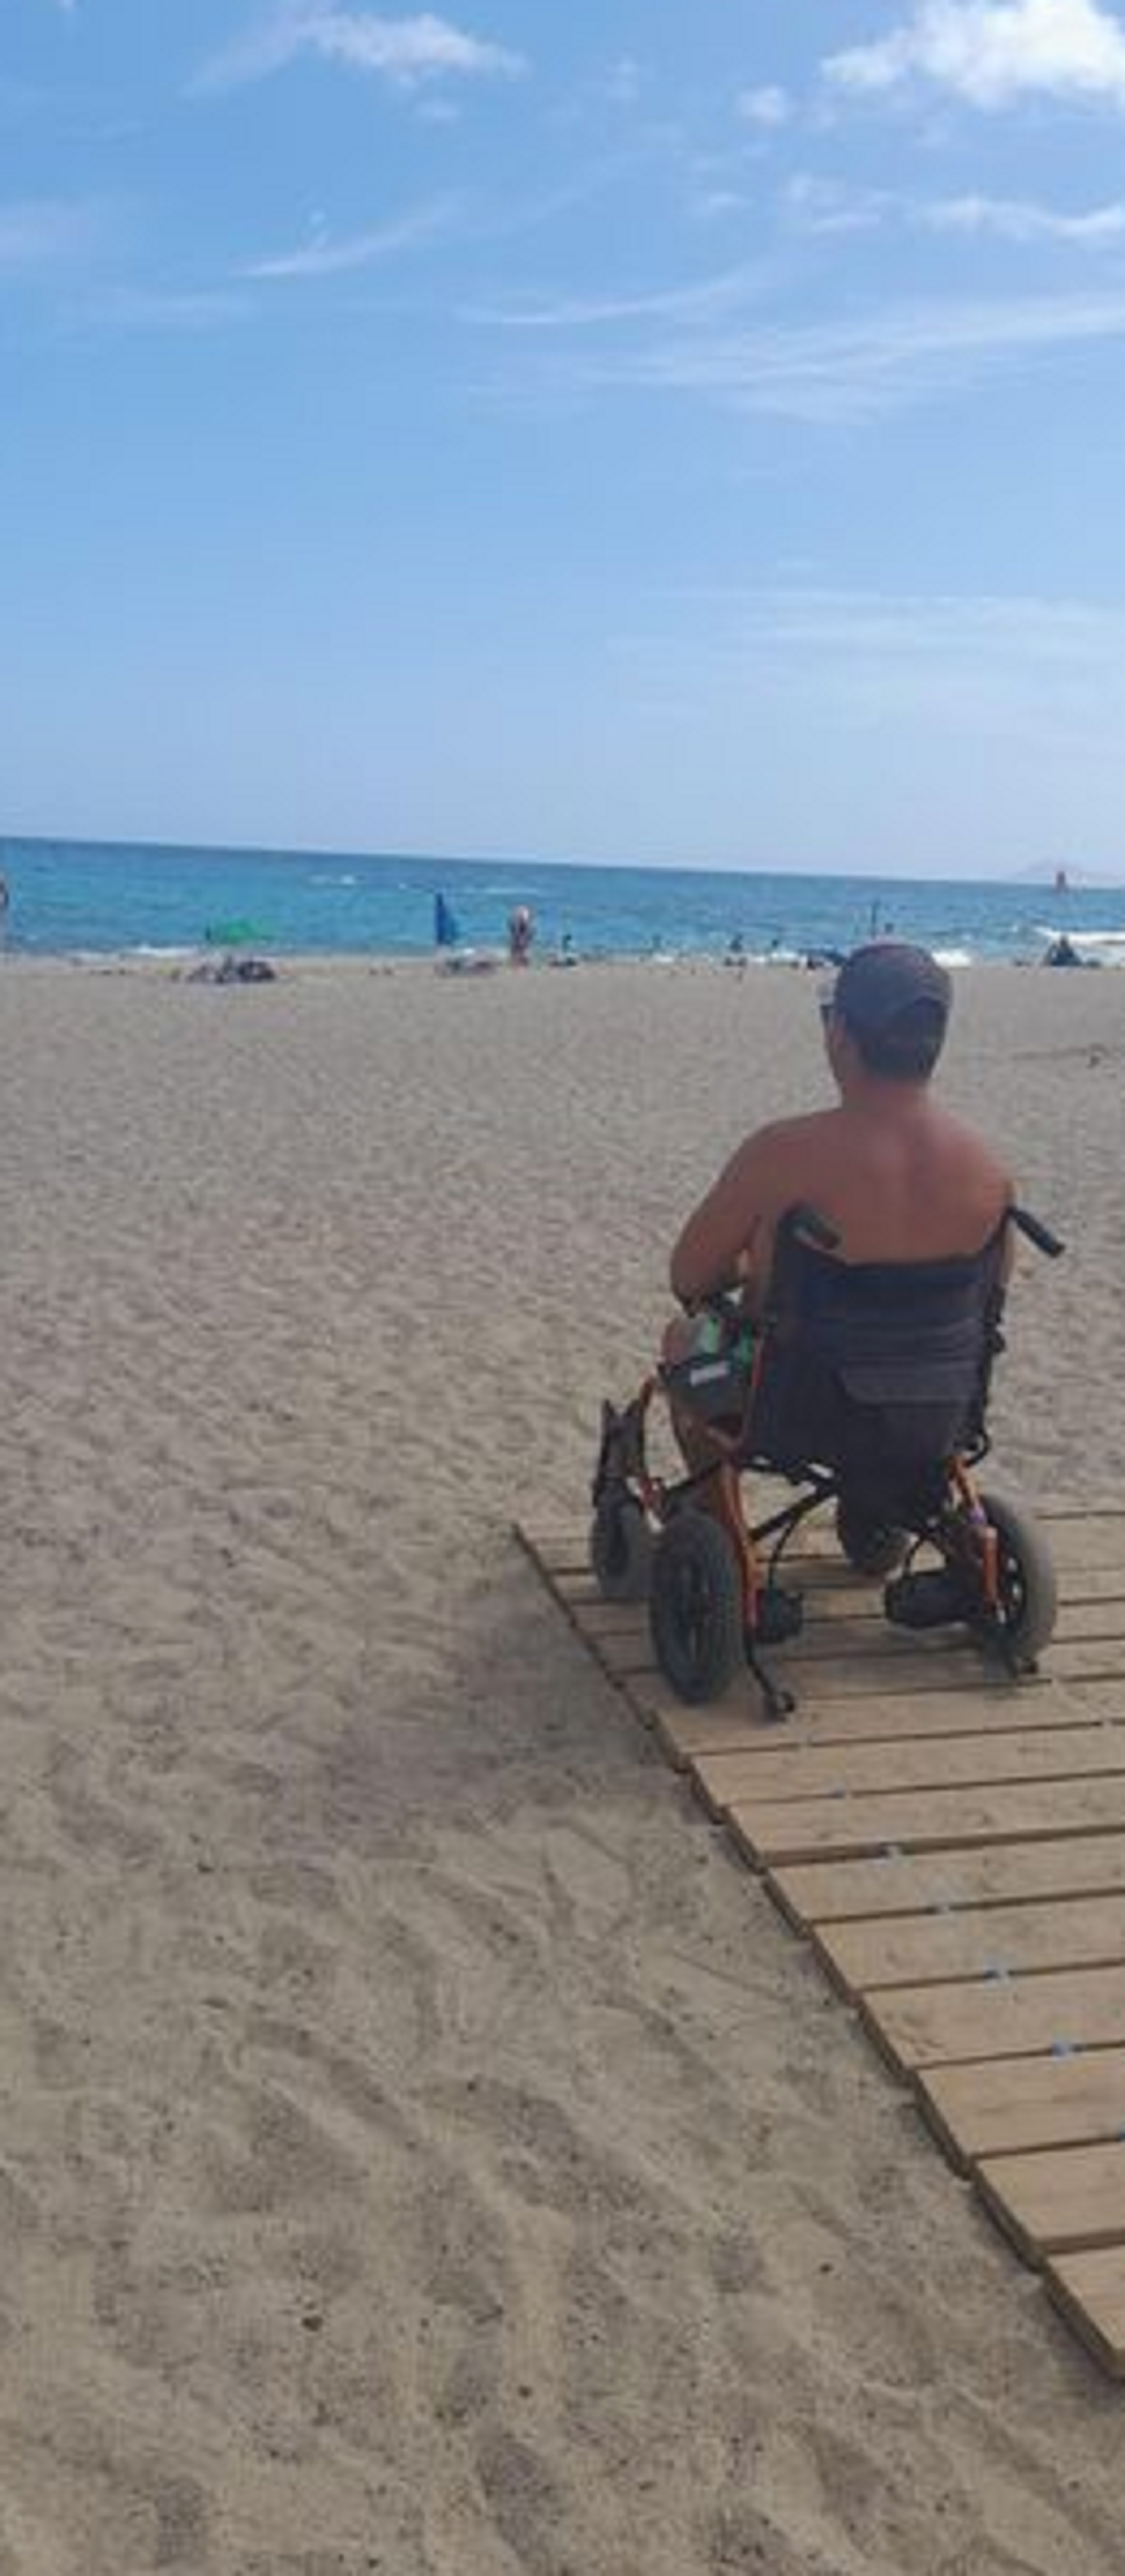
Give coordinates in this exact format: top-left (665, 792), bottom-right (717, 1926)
top-left (203, 919), bottom-right (272, 948)
top-left (434, 891), bottom-right (460, 948)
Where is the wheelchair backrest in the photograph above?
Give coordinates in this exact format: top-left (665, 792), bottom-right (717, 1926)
top-left (768, 1227), bottom-right (1005, 1409)
top-left (749, 1218), bottom-right (1008, 1507)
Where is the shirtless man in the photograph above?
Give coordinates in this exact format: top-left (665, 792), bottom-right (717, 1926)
top-left (669, 942), bottom-right (1012, 1324)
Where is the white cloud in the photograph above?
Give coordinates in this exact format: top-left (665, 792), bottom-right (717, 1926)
top-left (737, 83), bottom-right (791, 127)
top-left (925, 189), bottom-right (1125, 239)
top-left (515, 287), bottom-right (1125, 421)
top-left (780, 172), bottom-right (1125, 246)
top-left (784, 174), bottom-right (892, 234)
top-left (195, 5), bottom-right (524, 95)
top-left (827, 0), bottom-right (1125, 112)
top-left (246, 201), bottom-right (450, 276)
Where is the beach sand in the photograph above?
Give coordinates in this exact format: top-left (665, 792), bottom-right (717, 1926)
top-left (2, 955), bottom-right (1125, 2574)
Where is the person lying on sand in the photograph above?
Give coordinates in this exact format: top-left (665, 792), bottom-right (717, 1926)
top-left (665, 943), bottom-right (1012, 1430)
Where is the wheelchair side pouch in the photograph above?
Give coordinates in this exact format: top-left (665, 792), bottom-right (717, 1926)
top-left (837, 1355), bottom-right (982, 1407)
top-left (664, 1351), bottom-right (753, 1425)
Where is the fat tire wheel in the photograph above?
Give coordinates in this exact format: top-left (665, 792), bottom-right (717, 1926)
top-left (650, 1513), bottom-right (744, 1704)
top-left (977, 1486), bottom-right (1058, 1663)
top-left (590, 1493), bottom-right (652, 1604)
top-left (835, 1501), bottom-right (909, 1580)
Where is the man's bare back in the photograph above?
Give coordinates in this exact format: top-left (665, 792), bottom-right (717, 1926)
top-left (670, 945), bottom-right (1012, 1313)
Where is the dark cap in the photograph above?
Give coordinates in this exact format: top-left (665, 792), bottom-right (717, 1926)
top-left (832, 940), bottom-right (952, 1041)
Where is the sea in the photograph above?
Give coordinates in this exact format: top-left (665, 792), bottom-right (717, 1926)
top-left (2, 836), bottom-right (1122, 966)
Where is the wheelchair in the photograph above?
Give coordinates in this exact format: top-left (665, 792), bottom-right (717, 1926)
top-left (590, 1202), bottom-right (1064, 1719)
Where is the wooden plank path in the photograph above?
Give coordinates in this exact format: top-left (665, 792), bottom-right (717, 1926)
top-left (518, 1505), bottom-right (1125, 2379)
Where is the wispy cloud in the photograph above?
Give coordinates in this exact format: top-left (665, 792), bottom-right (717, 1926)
top-left (463, 266), bottom-right (769, 334)
top-left (737, 84), bottom-right (791, 128)
top-left (498, 287), bottom-right (1125, 422)
top-left (195, 4), bottom-right (524, 95)
top-left (782, 171), bottom-right (1125, 247)
top-left (784, 174), bottom-right (892, 235)
top-left (827, 0), bottom-right (1125, 113)
top-left (245, 200), bottom-right (451, 277)
top-left (698, 586), bottom-right (1125, 666)
top-left (925, 190), bottom-right (1125, 241)
top-left (0, 197), bottom-right (102, 267)
top-left (617, 586), bottom-right (1125, 729)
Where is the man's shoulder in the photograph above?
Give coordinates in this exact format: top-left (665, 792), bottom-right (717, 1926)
top-left (927, 1102), bottom-right (1011, 1182)
top-left (734, 1107), bottom-right (841, 1165)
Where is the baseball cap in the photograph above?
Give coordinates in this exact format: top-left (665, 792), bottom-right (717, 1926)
top-left (831, 941), bottom-right (952, 1040)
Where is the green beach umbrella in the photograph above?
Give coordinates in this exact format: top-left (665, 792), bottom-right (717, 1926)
top-left (203, 918), bottom-right (272, 947)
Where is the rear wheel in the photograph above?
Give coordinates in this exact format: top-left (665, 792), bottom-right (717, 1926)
top-left (650, 1513), bottom-right (744, 1703)
top-left (590, 1492), bottom-right (652, 1604)
top-left (835, 1500), bottom-right (909, 1580)
top-left (977, 1488), bottom-right (1058, 1662)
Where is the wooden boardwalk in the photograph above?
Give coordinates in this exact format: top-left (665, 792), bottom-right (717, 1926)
top-left (518, 1504), bottom-right (1125, 2381)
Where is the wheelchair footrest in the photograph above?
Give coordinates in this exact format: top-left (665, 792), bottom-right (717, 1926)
top-left (884, 1568), bottom-right (971, 1632)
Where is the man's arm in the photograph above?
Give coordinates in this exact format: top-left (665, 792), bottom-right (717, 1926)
top-left (669, 1133), bottom-right (773, 1307)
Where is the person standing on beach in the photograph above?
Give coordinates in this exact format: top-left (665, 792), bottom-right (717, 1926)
top-left (507, 906), bottom-right (534, 966)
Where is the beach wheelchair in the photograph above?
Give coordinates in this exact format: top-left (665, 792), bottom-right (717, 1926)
top-left (591, 1203), bottom-right (1064, 1719)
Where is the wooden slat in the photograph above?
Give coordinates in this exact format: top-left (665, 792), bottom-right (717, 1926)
top-left (863, 1961), bottom-right (1125, 2075)
top-left (565, 1607), bottom-right (1125, 1700)
top-left (1046, 2249), bottom-right (1125, 2376)
top-left (1035, 1518), bottom-right (1125, 1571)
top-left (692, 1726), bottom-right (1125, 1820)
top-left (762, 1621), bottom-right (980, 1666)
top-left (768, 1834), bottom-right (1125, 1930)
top-left (649, 1682), bottom-right (1078, 1774)
top-left (729, 1775), bottom-right (1125, 1868)
top-left (1051, 1568), bottom-right (1125, 1606)
top-left (920, 2049), bottom-right (1125, 2168)
top-left (742, 1649), bottom-right (998, 1701)
top-left (517, 1530), bottom-right (591, 1575)
top-left (590, 1632), bottom-right (661, 1679)
top-left (563, 1601), bottom-right (649, 1637)
top-left (979, 2141), bottom-right (1125, 2263)
top-left (1058, 1601), bottom-right (1125, 1642)
top-left (818, 1893), bottom-right (1125, 2000)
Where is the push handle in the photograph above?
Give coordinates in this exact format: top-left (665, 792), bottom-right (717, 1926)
top-left (1011, 1204), bottom-right (1065, 1260)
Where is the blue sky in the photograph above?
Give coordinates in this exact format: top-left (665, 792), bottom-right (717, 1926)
top-left (5, 0), bottom-right (1125, 875)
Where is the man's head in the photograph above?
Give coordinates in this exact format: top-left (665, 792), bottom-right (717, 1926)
top-left (825, 941), bottom-right (952, 1084)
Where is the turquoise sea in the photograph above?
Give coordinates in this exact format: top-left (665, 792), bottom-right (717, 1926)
top-left (2, 836), bottom-right (1122, 966)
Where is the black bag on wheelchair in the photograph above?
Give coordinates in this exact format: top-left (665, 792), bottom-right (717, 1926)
top-left (662, 1307), bottom-right (756, 1427)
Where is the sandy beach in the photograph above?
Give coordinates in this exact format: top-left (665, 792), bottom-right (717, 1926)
top-left (3, 954), bottom-right (1125, 2575)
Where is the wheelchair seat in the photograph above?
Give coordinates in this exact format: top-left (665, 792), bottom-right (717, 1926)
top-left (743, 1225), bottom-right (1006, 1525)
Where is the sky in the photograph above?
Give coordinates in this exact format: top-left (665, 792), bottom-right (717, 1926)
top-left (5, 1), bottom-right (1125, 876)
